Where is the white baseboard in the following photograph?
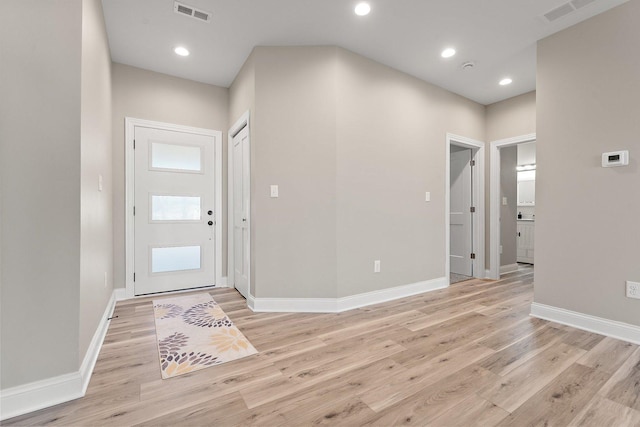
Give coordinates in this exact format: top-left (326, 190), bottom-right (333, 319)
top-left (530, 302), bottom-right (640, 346)
top-left (1, 288), bottom-right (120, 421)
top-left (500, 263), bottom-right (519, 274)
top-left (247, 294), bottom-right (256, 312)
top-left (249, 277), bottom-right (448, 313)
top-left (0, 372), bottom-right (83, 421)
top-left (78, 289), bottom-right (119, 394)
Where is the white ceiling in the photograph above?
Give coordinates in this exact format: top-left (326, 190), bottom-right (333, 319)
top-left (102, 0), bottom-right (627, 105)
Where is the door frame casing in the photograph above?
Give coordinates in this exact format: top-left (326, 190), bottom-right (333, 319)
top-left (227, 111), bottom-right (251, 299)
top-left (125, 117), bottom-right (223, 298)
top-left (445, 133), bottom-right (485, 283)
top-left (488, 133), bottom-right (536, 279)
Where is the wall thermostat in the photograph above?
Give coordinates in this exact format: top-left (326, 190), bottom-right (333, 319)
top-left (602, 150), bottom-right (629, 167)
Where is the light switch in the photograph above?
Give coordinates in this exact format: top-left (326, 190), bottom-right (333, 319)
top-left (502, 197), bottom-right (507, 206)
top-left (425, 192), bottom-right (431, 202)
top-left (270, 185), bottom-right (279, 198)
top-left (98, 174), bottom-right (103, 192)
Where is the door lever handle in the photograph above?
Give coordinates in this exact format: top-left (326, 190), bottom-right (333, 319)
top-left (208, 220), bottom-right (213, 226)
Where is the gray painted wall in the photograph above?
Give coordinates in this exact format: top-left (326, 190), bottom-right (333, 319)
top-left (500, 146), bottom-right (518, 266)
top-left (0, 0), bottom-right (82, 388)
top-left (111, 64), bottom-right (229, 288)
top-left (79, 0), bottom-right (113, 360)
top-left (536, 0), bottom-right (640, 326)
top-left (253, 46), bottom-right (338, 299)
top-left (335, 48), bottom-right (485, 296)
top-left (232, 46), bottom-right (485, 300)
top-left (485, 91), bottom-right (536, 270)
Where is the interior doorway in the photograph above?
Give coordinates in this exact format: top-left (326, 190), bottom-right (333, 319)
top-left (445, 134), bottom-right (485, 285)
top-left (450, 145), bottom-right (473, 281)
top-left (489, 133), bottom-right (536, 279)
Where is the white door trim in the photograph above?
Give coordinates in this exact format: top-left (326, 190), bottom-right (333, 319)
top-left (488, 133), bottom-right (536, 279)
top-left (445, 133), bottom-right (485, 282)
top-left (228, 111), bottom-right (251, 299)
top-left (125, 117), bottom-right (223, 299)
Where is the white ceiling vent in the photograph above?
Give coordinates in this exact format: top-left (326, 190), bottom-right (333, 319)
top-left (174, 1), bottom-right (212, 23)
top-left (542, 0), bottom-right (598, 23)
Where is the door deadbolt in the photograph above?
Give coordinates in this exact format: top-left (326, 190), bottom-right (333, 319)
top-left (207, 210), bottom-right (213, 215)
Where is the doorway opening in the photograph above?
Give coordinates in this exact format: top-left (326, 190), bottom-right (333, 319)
top-left (445, 134), bottom-right (485, 285)
top-left (489, 133), bottom-right (536, 279)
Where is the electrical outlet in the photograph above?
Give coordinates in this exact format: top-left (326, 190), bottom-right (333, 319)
top-left (502, 197), bottom-right (507, 206)
top-left (626, 281), bottom-right (640, 299)
top-left (374, 260), bottom-right (381, 273)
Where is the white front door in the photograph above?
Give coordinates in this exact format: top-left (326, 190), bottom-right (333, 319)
top-left (232, 126), bottom-right (250, 299)
top-left (134, 126), bottom-right (216, 295)
top-left (450, 147), bottom-right (473, 276)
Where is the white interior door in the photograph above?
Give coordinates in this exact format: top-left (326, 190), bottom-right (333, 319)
top-left (450, 147), bottom-right (473, 276)
top-left (232, 126), bottom-right (250, 299)
top-left (134, 126), bottom-right (215, 295)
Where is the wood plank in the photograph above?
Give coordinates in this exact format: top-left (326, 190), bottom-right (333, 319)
top-left (240, 339), bottom-right (405, 409)
top-left (478, 324), bottom-right (564, 376)
top-left (427, 393), bottom-right (510, 426)
top-left (577, 336), bottom-right (638, 374)
top-left (476, 316), bottom-right (546, 351)
top-left (599, 347), bottom-right (640, 412)
top-left (496, 363), bottom-right (610, 426)
top-left (133, 392), bottom-right (249, 427)
top-left (478, 342), bottom-right (586, 412)
top-left (360, 342), bottom-right (494, 411)
top-left (568, 394), bottom-right (640, 427)
top-left (216, 358), bottom-right (404, 426)
top-left (361, 365), bottom-right (499, 425)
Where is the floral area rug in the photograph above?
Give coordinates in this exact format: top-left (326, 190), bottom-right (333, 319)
top-left (152, 292), bottom-right (257, 379)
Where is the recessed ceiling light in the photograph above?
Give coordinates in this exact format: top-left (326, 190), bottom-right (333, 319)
top-left (354, 2), bottom-right (371, 16)
top-left (441, 48), bottom-right (456, 58)
top-left (499, 77), bottom-right (513, 86)
top-left (174, 46), bottom-right (190, 57)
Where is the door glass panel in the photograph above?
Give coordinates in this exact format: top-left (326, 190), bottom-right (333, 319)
top-left (151, 142), bottom-right (202, 172)
top-left (151, 195), bottom-right (201, 221)
top-left (151, 246), bottom-right (201, 273)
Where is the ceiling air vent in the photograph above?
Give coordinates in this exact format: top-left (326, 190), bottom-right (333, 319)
top-left (543, 3), bottom-right (575, 22)
top-left (174, 1), bottom-right (212, 23)
top-left (542, 0), bottom-right (598, 23)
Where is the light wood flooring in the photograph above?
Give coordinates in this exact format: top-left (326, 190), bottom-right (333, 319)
top-left (7, 265), bottom-right (640, 426)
